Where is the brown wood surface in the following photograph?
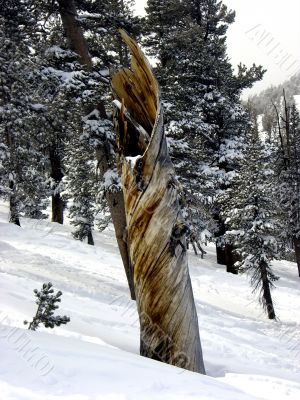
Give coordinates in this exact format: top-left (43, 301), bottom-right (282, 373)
top-left (112, 30), bottom-right (205, 373)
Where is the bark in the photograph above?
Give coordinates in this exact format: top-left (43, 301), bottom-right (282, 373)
top-left (192, 242), bottom-right (198, 255)
top-left (57, 0), bottom-right (135, 299)
top-left (215, 217), bottom-right (226, 265)
top-left (225, 244), bottom-right (238, 275)
top-left (273, 101), bottom-right (288, 169)
top-left (51, 193), bottom-right (64, 224)
top-left (293, 237), bottom-right (300, 277)
top-left (57, 0), bottom-right (92, 70)
top-left (196, 240), bottom-right (206, 259)
top-left (189, 240), bottom-right (206, 258)
top-left (107, 191), bottom-right (135, 299)
top-left (261, 263), bottom-right (276, 320)
top-left (96, 143), bottom-right (136, 300)
top-left (49, 146), bottom-right (64, 224)
top-left (6, 131), bottom-right (20, 226)
top-left (112, 30), bottom-right (206, 374)
top-left (9, 180), bottom-right (21, 227)
top-left (216, 243), bottom-right (226, 265)
top-left (87, 229), bottom-right (94, 246)
top-left (216, 237), bottom-right (238, 274)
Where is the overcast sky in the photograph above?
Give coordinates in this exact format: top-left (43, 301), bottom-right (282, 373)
top-left (134, 0), bottom-right (300, 95)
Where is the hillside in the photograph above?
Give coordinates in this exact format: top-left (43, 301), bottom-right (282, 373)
top-left (249, 72), bottom-right (300, 113)
top-left (1, 201), bottom-right (300, 399)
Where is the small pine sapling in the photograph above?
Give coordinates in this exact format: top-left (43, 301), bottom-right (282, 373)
top-left (24, 282), bottom-right (70, 331)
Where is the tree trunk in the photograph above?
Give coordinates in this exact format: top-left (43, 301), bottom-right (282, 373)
top-left (215, 217), bottom-right (226, 265)
top-left (214, 205), bottom-right (238, 273)
top-left (192, 242), bottom-right (198, 255)
top-left (225, 244), bottom-right (238, 274)
top-left (112, 30), bottom-right (206, 374)
top-left (293, 237), bottom-right (300, 277)
top-left (57, 0), bottom-right (92, 70)
top-left (95, 142), bottom-right (136, 300)
top-left (261, 264), bottom-right (276, 320)
top-left (9, 180), bottom-right (21, 227)
top-left (87, 229), bottom-right (94, 246)
top-left (57, 0), bottom-right (135, 299)
top-left (216, 242), bottom-right (238, 274)
top-left (49, 146), bottom-right (64, 224)
top-left (196, 241), bottom-right (206, 259)
top-left (216, 243), bottom-right (226, 265)
top-left (51, 193), bottom-right (64, 224)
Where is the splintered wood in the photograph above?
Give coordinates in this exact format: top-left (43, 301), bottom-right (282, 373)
top-left (112, 30), bottom-right (158, 136)
top-left (112, 29), bottom-right (205, 374)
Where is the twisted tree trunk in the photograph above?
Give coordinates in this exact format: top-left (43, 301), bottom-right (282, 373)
top-left (112, 30), bottom-right (205, 374)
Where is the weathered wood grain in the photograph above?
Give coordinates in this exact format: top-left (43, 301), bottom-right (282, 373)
top-left (112, 30), bottom-right (205, 374)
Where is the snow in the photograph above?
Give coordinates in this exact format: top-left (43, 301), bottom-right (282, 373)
top-left (125, 155), bottom-right (142, 172)
top-left (294, 95), bottom-right (300, 111)
top-left (0, 200), bottom-right (300, 399)
top-left (103, 169), bottom-right (121, 191)
top-left (99, 69), bottom-right (110, 78)
top-left (42, 67), bottom-right (84, 86)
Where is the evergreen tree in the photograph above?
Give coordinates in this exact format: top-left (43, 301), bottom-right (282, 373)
top-left (289, 104), bottom-right (300, 252)
top-left (0, 0), bottom-right (49, 225)
top-left (143, 0), bottom-right (265, 271)
top-left (225, 128), bottom-right (281, 319)
top-left (25, 282), bottom-right (70, 331)
top-left (274, 97), bottom-right (300, 276)
top-left (76, 0), bottom-right (140, 67)
top-left (31, 0), bottom-right (139, 297)
top-left (53, 0), bottom-right (140, 233)
top-left (65, 132), bottom-right (97, 245)
top-left (35, 41), bottom-right (88, 224)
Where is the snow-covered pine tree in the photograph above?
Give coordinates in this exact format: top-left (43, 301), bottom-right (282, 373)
top-left (60, 0), bottom-right (136, 233)
top-left (75, 0), bottom-right (140, 67)
top-left (35, 40), bottom-right (89, 225)
top-left (273, 94), bottom-right (300, 276)
top-left (22, 0), bottom-right (138, 230)
top-left (25, 282), bottom-right (70, 331)
top-left (143, 0), bottom-right (265, 271)
top-left (289, 103), bottom-right (300, 275)
top-left (0, 0), bottom-right (49, 225)
top-left (53, 0), bottom-right (140, 298)
top-left (225, 126), bottom-right (281, 320)
top-left (27, 1), bottom-right (114, 227)
top-left (65, 132), bottom-right (97, 245)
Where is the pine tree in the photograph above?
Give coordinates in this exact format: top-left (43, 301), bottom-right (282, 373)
top-left (25, 282), bottom-right (70, 331)
top-left (53, 0), bottom-right (140, 233)
top-left (76, 0), bottom-right (140, 66)
top-left (37, 41), bottom-right (89, 224)
top-left (12, 0), bottom-right (139, 297)
top-left (289, 104), bottom-right (300, 275)
top-left (65, 132), bottom-right (97, 245)
top-left (225, 128), bottom-right (281, 319)
top-left (274, 96), bottom-right (300, 276)
top-left (143, 0), bottom-right (265, 271)
top-left (0, 0), bottom-right (49, 225)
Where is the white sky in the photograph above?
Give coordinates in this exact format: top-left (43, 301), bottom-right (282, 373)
top-left (134, 0), bottom-right (300, 95)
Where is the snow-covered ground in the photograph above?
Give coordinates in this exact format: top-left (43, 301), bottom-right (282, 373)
top-left (0, 201), bottom-right (299, 400)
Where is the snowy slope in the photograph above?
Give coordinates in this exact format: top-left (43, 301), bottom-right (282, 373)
top-left (0, 201), bottom-right (300, 400)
